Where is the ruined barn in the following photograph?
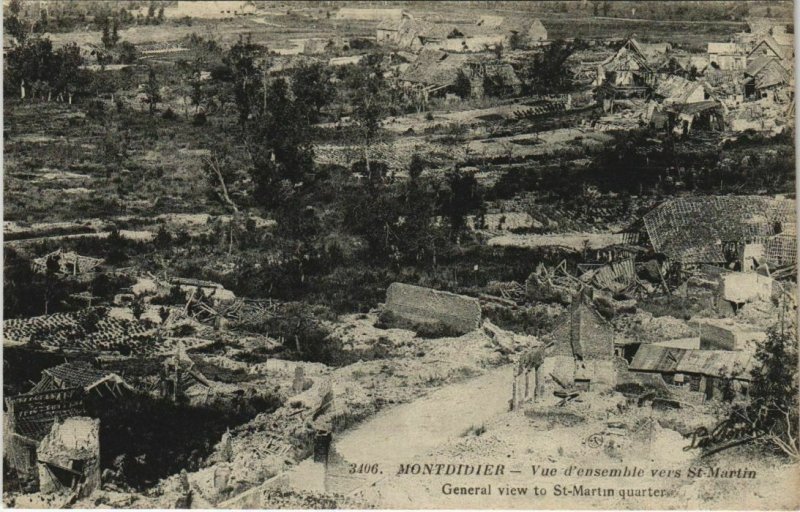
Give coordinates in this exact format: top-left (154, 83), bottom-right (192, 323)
top-left (630, 196), bottom-right (797, 273)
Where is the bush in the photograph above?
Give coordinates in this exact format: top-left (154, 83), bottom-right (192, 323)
top-left (192, 111), bottom-right (207, 126)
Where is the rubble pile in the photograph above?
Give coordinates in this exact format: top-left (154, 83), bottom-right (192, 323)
top-left (613, 310), bottom-right (695, 344)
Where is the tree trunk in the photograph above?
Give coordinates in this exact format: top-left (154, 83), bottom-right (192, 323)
top-left (363, 144), bottom-right (371, 179)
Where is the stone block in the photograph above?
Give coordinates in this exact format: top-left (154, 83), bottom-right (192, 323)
top-left (382, 283), bottom-right (481, 336)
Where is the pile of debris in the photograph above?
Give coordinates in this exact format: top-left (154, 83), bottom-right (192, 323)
top-left (525, 261), bottom-right (583, 304)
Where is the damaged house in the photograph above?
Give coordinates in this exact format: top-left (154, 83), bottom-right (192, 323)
top-left (748, 34), bottom-right (793, 65)
top-left (594, 38), bottom-right (661, 108)
top-left (4, 362), bottom-right (130, 490)
top-left (630, 196), bottom-right (797, 277)
top-left (36, 417), bottom-right (101, 499)
top-left (377, 18), bottom-right (458, 51)
top-left (662, 100), bottom-right (726, 134)
top-left (743, 56), bottom-right (792, 101)
top-left (707, 42), bottom-right (748, 71)
top-left (538, 296), bottom-right (621, 395)
top-left (399, 49), bottom-right (521, 102)
top-left (32, 249), bottom-right (104, 282)
top-left (473, 16), bottom-right (548, 47)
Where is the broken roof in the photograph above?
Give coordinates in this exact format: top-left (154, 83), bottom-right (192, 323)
top-left (654, 75), bottom-right (704, 103)
top-left (400, 48), bottom-right (474, 87)
top-left (32, 249), bottom-right (104, 275)
top-left (44, 362), bottom-right (119, 390)
top-left (641, 196), bottom-right (796, 264)
top-left (600, 38), bottom-right (654, 74)
top-left (749, 35), bottom-right (789, 60)
top-left (630, 345), bottom-right (754, 379)
top-left (745, 57), bottom-right (790, 89)
top-left (666, 100), bottom-right (724, 116)
top-left (6, 388), bottom-right (88, 442)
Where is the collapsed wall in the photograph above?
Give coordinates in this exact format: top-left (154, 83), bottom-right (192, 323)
top-left (382, 283), bottom-right (481, 336)
top-left (37, 417), bottom-right (101, 499)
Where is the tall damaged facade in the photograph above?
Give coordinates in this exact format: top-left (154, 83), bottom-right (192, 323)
top-left (537, 296), bottom-right (622, 395)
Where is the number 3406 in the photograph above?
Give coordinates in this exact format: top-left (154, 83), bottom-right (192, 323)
top-left (349, 463), bottom-right (380, 474)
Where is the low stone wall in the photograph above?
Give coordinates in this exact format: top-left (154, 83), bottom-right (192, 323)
top-left (382, 283), bottom-right (481, 336)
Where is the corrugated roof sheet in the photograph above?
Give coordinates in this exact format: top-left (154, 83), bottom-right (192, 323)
top-left (629, 344), bottom-right (684, 372)
top-left (630, 345), bottom-right (754, 379)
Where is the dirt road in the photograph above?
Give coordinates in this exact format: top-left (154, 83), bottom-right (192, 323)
top-left (334, 365), bottom-right (512, 466)
top-left (223, 365), bottom-right (513, 507)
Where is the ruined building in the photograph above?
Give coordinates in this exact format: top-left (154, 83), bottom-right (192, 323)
top-left (538, 296), bottom-right (620, 394)
top-left (627, 196), bottom-right (797, 276)
top-left (4, 362), bottom-right (131, 480)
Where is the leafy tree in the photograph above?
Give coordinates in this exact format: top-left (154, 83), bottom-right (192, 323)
top-left (453, 70), bottom-right (472, 99)
top-left (144, 67), bottom-right (161, 116)
top-left (441, 168), bottom-right (483, 238)
top-left (225, 36), bottom-right (263, 126)
top-left (508, 32), bottom-right (525, 50)
top-left (52, 42), bottom-right (85, 104)
top-left (728, 327), bottom-right (799, 459)
top-left (519, 40), bottom-right (575, 94)
top-left (101, 18), bottom-right (112, 48)
top-left (290, 62), bottom-right (335, 124)
top-left (345, 56), bottom-right (390, 179)
top-left (5, 37), bottom-right (56, 99)
top-left (246, 78), bottom-right (314, 205)
top-left (6, 0), bottom-right (28, 44)
top-left (117, 41), bottom-right (139, 64)
top-left (111, 19), bottom-right (120, 47)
